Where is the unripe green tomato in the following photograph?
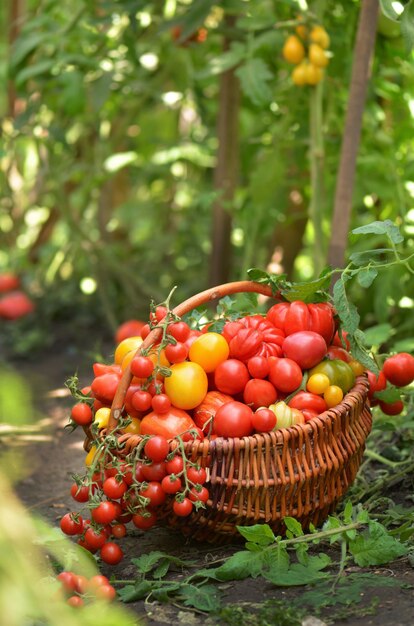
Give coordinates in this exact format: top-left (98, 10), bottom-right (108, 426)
top-left (309, 359), bottom-right (355, 393)
top-left (268, 401), bottom-right (305, 429)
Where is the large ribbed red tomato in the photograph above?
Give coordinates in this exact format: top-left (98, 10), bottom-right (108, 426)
top-left (222, 315), bottom-right (284, 362)
top-left (193, 391), bottom-right (233, 431)
top-left (267, 301), bottom-right (335, 345)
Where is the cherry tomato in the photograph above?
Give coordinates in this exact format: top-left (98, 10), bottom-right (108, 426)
top-left (214, 359), bottom-right (250, 395)
top-left (323, 385), bottom-right (344, 408)
top-left (130, 356), bottom-right (154, 379)
top-left (188, 486), bottom-right (209, 503)
top-left (70, 483), bottom-right (90, 503)
top-left (114, 336), bottom-right (143, 365)
top-left (151, 393), bottom-right (171, 414)
top-left (111, 523), bottom-right (127, 539)
top-left (367, 370), bottom-right (387, 400)
top-left (268, 358), bottom-right (303, 394)
top-left (0, 272), bottom-right (19, 292)
top-left (166, 455), bottom-right (184, 475)
top-left (103, 477), bottom-right (127, 500)
top-left (161, 474), bottom-right (182, 494)
top-left (213, 401), bottom-right (253, 438)
top-left (379, 399), bottom-right (404, 416)
top-left (164, 362), bottom-right (208, 410)
top-left (57, 571), bottom-right (77, 593)
top-left (60, 513), bottom-right (83, 536)
top-left (165, 341), bottom-right (189, 364)
top-left (140, 481), bottom-right (167, 507)
top-left (252, 408), bottom-right (277, 432)
top-left (382, 353), bottom-right (414, 387)
top-left (307, 373), bottom-right (330, 395)
top-left (243, 379), bottom-right (277, 410)
top-left (67, 595), bottom-right (84, 608)
top-left (71, 403), bottom-right (93, 426)
top-left (131, 389), bottom-right (152, 412)
top-left (189, 332), bottom-right (230, 373)
top-left (141, 461), bottom-right (167, 482)
top-left (144, 435), bottom-right (170, 462)
top-left (100, 542), bottom-right (124, 565)
top-left (84, 527), bottom-right (107, 549)
top-left (167, 321), bottom-right (191, 342)
top-left (132, 510), bottom-right (157, 530)
top-left (91, 373), bottom-right (120, 404)
top-left (173, 498), bottom-right (193, 517)
top-left (282, 331), bottom-right (327, 370)
top-left (186, 466), bottom-right (207, 484)
top-left (91, 501), bottom-right (117, 525)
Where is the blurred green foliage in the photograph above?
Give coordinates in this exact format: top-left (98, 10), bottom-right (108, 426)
top-left (0, 0), bottom-right (413, 352)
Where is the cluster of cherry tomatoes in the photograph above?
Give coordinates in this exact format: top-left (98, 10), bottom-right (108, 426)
top-left (56, 571), bottom-right (116, 607)
top-left (282, 21), bottom-right (330, 86)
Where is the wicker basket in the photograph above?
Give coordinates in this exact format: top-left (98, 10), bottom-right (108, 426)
top-left (84, 281), bottom-right (372, 543)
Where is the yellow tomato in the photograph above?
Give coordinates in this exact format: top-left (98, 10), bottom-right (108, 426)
top-left (114, 336), bottom-right (143, 365)
top-left (124, 417), bottom-right (141, 435)
top-left (189, 332), bottom-right (230, 373)
top-left (295, 17), bottom-right (308, 41)
top-left (282, 35), bottom-right (305, 64)
top-left (292, 61), bottom-right (308, 86)
top-left (164, 362), bottom-right (208, 410)
top-left (307, 373), bottom-right (330, 395)
top-left (309, 43), bottom-right (329, 68)
top-left (324, 385), bottom-right (344, 408)
top-left (94, 407), bottom-right (111, 429)
top-left (85, 445), bottom-right (101, 467)
top-left (348, 359), bottom-right (365, 377)
top-left (310, 25), bottom-right (330, 49)
top-left (305, 63), bottom-right (323, 85)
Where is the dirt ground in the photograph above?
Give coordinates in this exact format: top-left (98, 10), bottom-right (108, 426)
top-left (5, 332), bottom-right (414, 626)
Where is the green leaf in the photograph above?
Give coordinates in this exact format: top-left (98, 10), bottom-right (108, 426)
top-left (357, 267), bottom-right (378, 288)
top-left (179, 584), bottom-right (221, 612)
top-left (235, 58), bottom-right (273, 106)
top-left (349, 249), bottom-right (394, 266)
top-left (351, 220), bottom-right (404, 245)
top-left (401, 0), bottom-right (414, 50)
top-left (131, 551), bottom-right (191, 576)
top-left (349, 521), bottom-right (408, 566)
top-left (374, 387), bottom-right (402, 402)
top-left (363, 323), bottom-right (394, 346)
top-left (213, 549), bottom-right (270, 580)
top-left (280, 269), bottom-right (332, 303)
top-left (197, 42), bottom-right (246, 78)
top-left (380, 0), bottom-right (402, 21)
top-left (118, 580), bottom-right (153, 602)
top-left (284, 517), bottom-right (304, 538)
top-left (348, 329), bottom-right (379, 373)
top-left (9, 32), bottom-right (52, 69)
top-left (15, 59), bottom-right (55, 86)
top-left (333, 279), bottom-right (360, 334)
top-left (237, 523), bottom-right (276, 546)
top-left (264, 555), bottom-right (331, 587)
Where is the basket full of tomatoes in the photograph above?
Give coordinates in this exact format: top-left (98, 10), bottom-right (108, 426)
top-left (64, 280), bottom-right (374, 557)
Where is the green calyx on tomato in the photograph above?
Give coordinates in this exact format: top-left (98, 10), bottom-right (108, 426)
top-left (309, 359), bottom-right (355, 393)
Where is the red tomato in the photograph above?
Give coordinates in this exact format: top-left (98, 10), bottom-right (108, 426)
top-left (84, 527), bottom-right (107, 549)
top-left (140, 481), bottom-right (167, 507)
top-left (115, 320), bottom-right (146, 345)
top-left (173, 498), bottom-right (193, 517)
top-left (151, 393), bottom-right (171, 414)
top-left (130, 356), bottom-right (154, 379)
top-left (333, 329), bottom-right (351, 350)
top-left (282, 331), bottom-right (327, 370)
top-left (161, 474), bottom-right (182, 494)
top-left (382, 353), bottom-right (414, 387)
top-left (141, 462), bottom-right (167, 482)
top-left (186, 466), bottom-right (207, 484)
top-left (379, 399), bottom-right (404, 416)
top-left (251, 408), bottom-right (277, 432)
top-left (167, 321), bottom-right (191, 342)
top-left (367, 370), bottom-right (387, 400)
top-left (91, 373), bottom-right (120, 404)
top-left (288, 392), bottom-right (328, 414)
top-left (267, 301), bottom-right (335, 345)
top-left (71, 403), bottom-right (93, 426)
top-left (132, 511), bottom-right (157, 530)
top-left (165, 342), bottom-right (189, 363)
top-left (326, 346), bottom-right (351, 363)
top-left (0, 272), bottom-right (20, 293)
top-left (70, 483), bottom-right (90, 503)
top-left (193, 391), bottom-right (233, 431)
top-left (268, 358), bottom-right (303, 394)
top-left (214, 359), bottom-right (250, 395)
top-left (140, 407), bottom-right (196, 439)
top-left (243, 379), bottom-right (277, 410)
top-left (247, 355), bottom-right (270, 379)
top-left (302, 408), bottom-right (319, 422)
top-left (60, 513), bottom-right (83, 536)
top-left (100, 542), bottom-right (123, 565)
top-left (57, 571), bottom-right (77, 593)
top-left (91, 502), bottom-right (117, 525)
top-left (103, 477), bottom-right (127, 500)
top-left (166, 455), bottom-right (184, 475)
top-left (0, 291), bottom-right (34, 319)
top-left (213, 400), bottom-right (253, 438)
top-left (144, 436), bottom-right (170, 462)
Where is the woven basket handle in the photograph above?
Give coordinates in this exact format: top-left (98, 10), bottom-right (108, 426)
top-left (108, 280), bottom-right (277, 432)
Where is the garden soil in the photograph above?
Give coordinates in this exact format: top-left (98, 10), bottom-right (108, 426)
top-left (6, 331), bottom-right (414, 626)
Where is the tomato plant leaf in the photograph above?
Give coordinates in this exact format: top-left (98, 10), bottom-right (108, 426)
top-left (263, 555), bottom-right (330, 587)
top-left (197, 42), bottom-right (246, 78)
top-left (374, 387), bottom-right (402, 403)
top-left (351, 220), bottom-right (404, 245)
top-left (178, 584), bottom-right (222, 612)
top-left (357, 267), bottom-right (378, 288)
top-left (284, 517), bottom-right (304, 538)
top-left (333, 278), bottom-right (360, 334)
top-left (213, 549), bottom-right (270, 580)
top-left (362, 323), bottom-right (394, 346)
top-left (235, 58), bottom-right (273, 106)
top-left (348, 329), bottom-right (379, 374)
top-left (349, 248), bottom-right (394, 266)
top-left (349, 521), bottom-right (407, 566)
top-left (117, 580), bottom-right (153, 602)
top-left (401, 0), bottom-right (414, 51)
top-left (236, 523), bottom-right (276, 546)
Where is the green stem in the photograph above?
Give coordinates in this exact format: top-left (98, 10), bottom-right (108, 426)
top-left (364, 449), bottom-right (409, 469)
